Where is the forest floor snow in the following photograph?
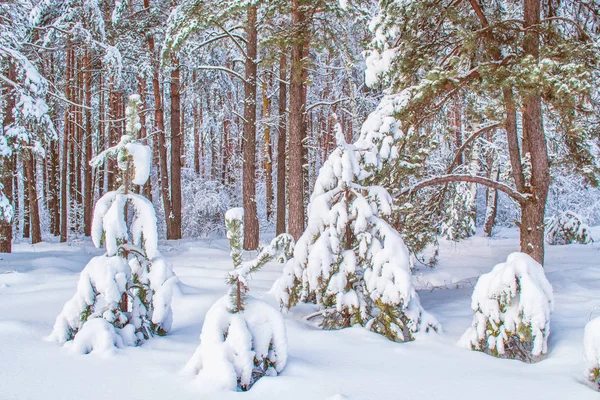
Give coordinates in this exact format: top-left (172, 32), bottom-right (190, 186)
top-left (1, 227), bottom-right (600, 399)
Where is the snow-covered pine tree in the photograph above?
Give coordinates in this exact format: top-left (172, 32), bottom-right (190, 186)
top-left (546, 211), bottom-right (593, 245)
top-left (50, 95), bottom-right (177, 353)
top-left (460, 252), bottom-right (554, 362)
top-left (584, 317), bottom-right (600, 391)
top-left (184, 208), bottom-right (292, 391)
top-left (274, 119), bottom-right (439, 342)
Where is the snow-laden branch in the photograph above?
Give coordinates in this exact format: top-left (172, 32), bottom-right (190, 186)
top-left (306, 98), bottom-right (351, 112)
top-left (395, 174), bottom-right (529, 203)
top-left (215, 22), bottom-right (250, 61)
top-left (195, 65), bottom-right (248, 84)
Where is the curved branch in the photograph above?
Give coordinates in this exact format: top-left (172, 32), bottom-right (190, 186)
top-left (447, 122), bottom-right (502, 173)
top-left (195, 65), bottom-right (248, 84)
top-left (395, 174), bottom-right (528, 203)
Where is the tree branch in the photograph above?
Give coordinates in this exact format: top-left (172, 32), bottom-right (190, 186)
top-left (447, 122), bottom-right (502, 173)
top-left (395, 174), bottom-right (528, 203)
top-left (195, 65), bottom-right (248, 84)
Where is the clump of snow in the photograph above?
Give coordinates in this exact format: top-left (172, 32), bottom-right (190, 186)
top-left (584, 317), bottom-right (600, 390)
top-left (50, 255), bottom-right (130, 344)
top-left (546, 210), bottom-right (593, 245)
top-left (460, 252), bottom-right (554, 362)
top-left (125, 143), bottom-right (151, 186)
top-left (68, 318), bottom-right (137, 355)
top-left (183, 296), bottom-right (287, 392)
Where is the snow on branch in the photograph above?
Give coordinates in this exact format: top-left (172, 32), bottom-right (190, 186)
top-left (395, 174), bottom-right (529, 203)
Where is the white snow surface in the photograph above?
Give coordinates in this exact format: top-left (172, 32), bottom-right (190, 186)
top-left (2, 229), bottom-right (600, 399)
top-left (125, 142), bottom-right (152, 186)
top-left (584, 317), bottom-right (600, 387)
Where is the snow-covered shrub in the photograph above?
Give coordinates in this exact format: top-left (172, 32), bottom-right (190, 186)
top-left (184, 208), bottom-right (291, 391)
top-left (50, 95), bottom-right (177, 352)
top-left (546, 210), bottom-right (592, 245)
top-left (273, 121), bottom-right (439, 342)
top-left (460, 252), bottom-right (554, 362)
top-left (181, 169), bottom-right (232, 238)
top-left (584, 317), bottom-right (600, 390)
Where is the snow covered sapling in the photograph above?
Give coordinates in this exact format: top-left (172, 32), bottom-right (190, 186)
top-left (584, 317), bottom-right (600, 390)
top-left (50, 95), bottom-right (177, 352)
top-left (274, 121), bottom-right (439, 342)
top-left (184, 208), bottom-right (291, 391)
top-left (460, 252), bottom-right (554, 362)
top-left (546, 211), bottom-right (593, 245)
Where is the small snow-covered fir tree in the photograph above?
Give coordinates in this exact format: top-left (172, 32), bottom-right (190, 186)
top-left (50, 95), bottom-right (177, 353)
top-left (274, 121), bottom-right (439, 342)
top-left (184, 208), bottom-right (292, 391)
top-left (440, 182), bottom-right (476, 242)
top-left (546, 211), bottom-right (593, 245)
top-left (584, 317), bottom-right (600, 391)
top-left (460, 252), bottom-right (554, 362)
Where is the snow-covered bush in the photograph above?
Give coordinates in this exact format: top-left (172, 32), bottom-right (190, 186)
top-left (460, 252), bottom-right (554, 362)
top-left (181, 169), bottom-right (232, 238)
top-left (273, 120), bottom-right (439, 342)
top-left (584, 317), bottom-right (600, 390)
top-left (50, 95), bottom-right (177, 353)
top-left (546, 210), bottom-right (593, 245)
top-left (184, 208), bottom-right (291, 391)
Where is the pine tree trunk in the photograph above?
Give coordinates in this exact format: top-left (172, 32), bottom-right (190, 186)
top-left (263, 75), bottom-right (273, 221)
top-left (83, 50), bottom-right (93, 236)
top-left (147, 31), bottom-right (173, 238)
top-left (276, 52), bottom-right (287, 235)
top-left (193, 71), bottom-right (201, 175)
top-left (242, 5), bottom-right (259, 250)
top-left (137, 77), bottom-right (152, 199)
top-left (169, 59), bottom-right (183, 240)
top-left (288, 0), bottom-right (307, 241)
top-left (60, 48), bottom-right (71, 243)
top-left (520, 0), bottom-right (549, 265)
top-left (0, 63), bottom-right (16, 252)
top-left (24, 151), bottom-right (41, 244)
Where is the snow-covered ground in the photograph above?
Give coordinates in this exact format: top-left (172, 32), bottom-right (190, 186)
top-left (1, 228), bottom-right (599, 399)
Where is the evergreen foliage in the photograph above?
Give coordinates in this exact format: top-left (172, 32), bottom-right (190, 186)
top-left (546, 210), bottom-right (593, 245)
top-left (274, 119), bottom-right (439, 342)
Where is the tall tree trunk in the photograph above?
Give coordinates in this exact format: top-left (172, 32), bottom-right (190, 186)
top-left (83, 50), bottom-right (93, 236)
top-left (169, 59), bottom-right (182, 239)
top-left (193, 72), bottom-right (201, 175)
top-left (60, 48), bottom-right (71, 243)
top-left (0, 63), bottom-right (16, 252)
top-left (137, 77), bottom-right (152, 199)
top-left (288, 0), bottom-right (307, 241)
top-left (242, 4), bottom-right (259, 250)
top-left (520, 0), bottom-right (549, 265)
top-left (146, 27), bottom-right (173, 238)
top-left (263, 75), bottom-right (273, 221)
top-left (24, 151), bottom-right (41, 244)
top-left (276, 52), bottom-right (287, 235)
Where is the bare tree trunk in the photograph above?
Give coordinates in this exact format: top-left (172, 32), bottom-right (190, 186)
top-left (276, 52), bottom-right (287, 235)
top-left (242, 4), bottom-right (259, 250)
top-left (263, 74), bottom-right (273, 221)
top-left (83, 50), bottom-right (93, 236)
top-left (288, 0), bottom-right (307, 241)
top-left (520, 0), bottom-right (549, 265)
top-left (60, 48), bottom-right (72, 243)
top-left (24, 151), bottom-right (41, 244)
top-left (0, 63), bottom-right (16, 252)
top-left (193, 72), bottom-right (201, 175)
top-left (137, 76), bottom-right (152, 199)
top-left (146, 28), bottom-right (173, 238)
top-left (169, 59), bottom-right (183, 239)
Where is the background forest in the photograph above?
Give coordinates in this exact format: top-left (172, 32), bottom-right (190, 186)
top-left (1, 0), bottom-right (599, 264)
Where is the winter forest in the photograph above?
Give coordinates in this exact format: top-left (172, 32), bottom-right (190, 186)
top-left (1, 0), bottom-right (600, 398)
